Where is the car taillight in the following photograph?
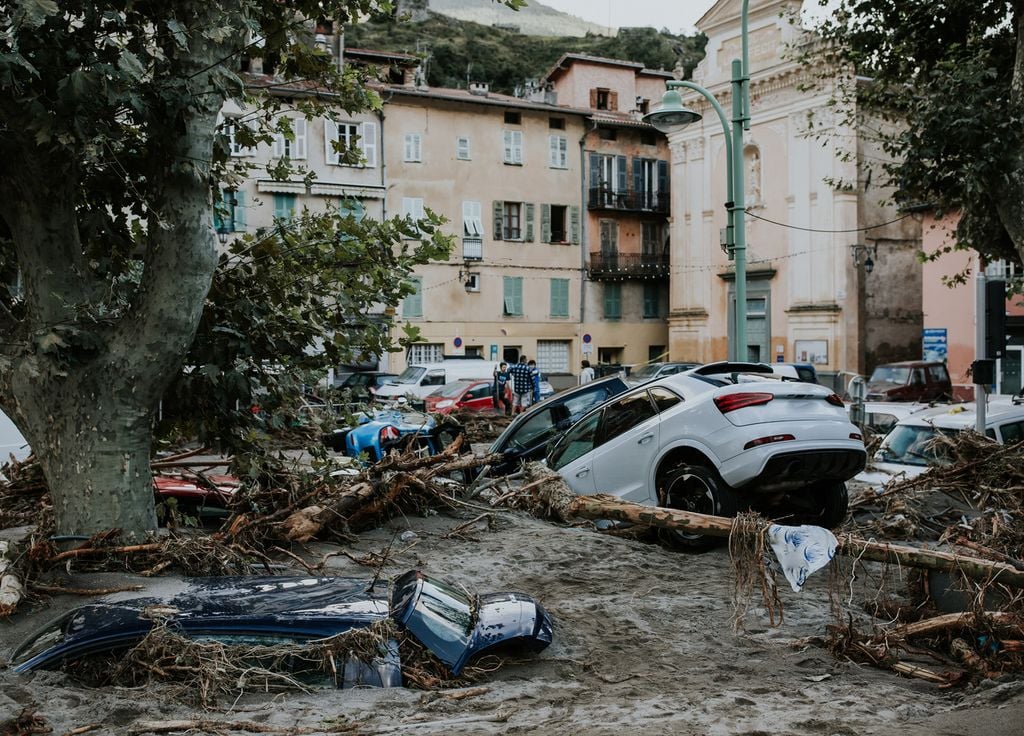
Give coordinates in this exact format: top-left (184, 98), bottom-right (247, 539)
top-left (379, 426), bottom-right (400, 443)
top-left (825, 393), bottom-right (844, 407)
top-left (714, 392), bottom-right (774, 414)
top-left (743, 434), bottom-right (795, 450)
top-left (850, 432), bottom-right (863, 442)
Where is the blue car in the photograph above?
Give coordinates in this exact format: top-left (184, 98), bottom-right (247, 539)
top-left (11, 570), bottom-right (553, 685)
top-left (323, 409), bottom-right (463, 463)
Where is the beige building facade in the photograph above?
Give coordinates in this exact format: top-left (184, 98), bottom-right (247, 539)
top-left (666, 0), bottom-right (922, 385)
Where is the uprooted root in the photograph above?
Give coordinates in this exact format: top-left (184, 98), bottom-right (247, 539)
top-left (729, 512), bottom-right (783, 630)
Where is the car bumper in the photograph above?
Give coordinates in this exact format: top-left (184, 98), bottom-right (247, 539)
top-left (718, 440), bottom-right (866, 491)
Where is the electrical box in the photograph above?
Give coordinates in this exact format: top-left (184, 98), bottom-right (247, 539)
top-left (985, 279), bottom-right (1007, 359)
top-left (972, 359), bottom-right (996, 385)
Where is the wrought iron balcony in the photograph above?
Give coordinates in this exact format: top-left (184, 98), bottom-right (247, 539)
top-left (587, 187), bottom-right (669, 214)
top-left (588, 251), bottom-right (669, 280)
top-left (462, 238), bottom-right (483, 261)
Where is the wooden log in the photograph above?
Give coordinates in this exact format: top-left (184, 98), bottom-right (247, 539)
top-left (888, 612), bottom-right (1024, 640)
top-left (527, 477), bottom-right (1024, 588)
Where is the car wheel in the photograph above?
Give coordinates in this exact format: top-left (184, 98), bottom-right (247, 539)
top-left (659, 464), bottom-right (738, 552)
top-left (801, 481), bottom-right (849, 529)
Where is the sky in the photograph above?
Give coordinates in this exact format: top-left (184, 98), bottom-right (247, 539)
top-left (537, 0), bottom-right (720, 35)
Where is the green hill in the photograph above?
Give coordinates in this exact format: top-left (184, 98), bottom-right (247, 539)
top-left (344, 13), bottom-right (706, 96)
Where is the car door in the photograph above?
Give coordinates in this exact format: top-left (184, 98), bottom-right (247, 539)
top-left (548, 410), bottom-right (602, 495)
top-left (589, 391), bottom-right (660, 503)
top-left (460, 383), bottom-right (494, 411)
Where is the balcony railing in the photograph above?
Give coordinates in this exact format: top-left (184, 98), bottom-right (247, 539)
top-left (462, 238), bottom-right (482, 260)
top-left (588, 251), bottom-right (669, 280)
top-left (587, 187), bottom-right (669, 214)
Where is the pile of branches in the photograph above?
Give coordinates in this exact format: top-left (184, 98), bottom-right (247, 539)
top-left (448, 409), bottom-right (513, 445)
top-left (0, 454), bottom-right (49, 529)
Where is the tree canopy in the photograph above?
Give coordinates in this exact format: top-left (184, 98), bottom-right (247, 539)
top-left (809, 0), bottom-right (1024, 268)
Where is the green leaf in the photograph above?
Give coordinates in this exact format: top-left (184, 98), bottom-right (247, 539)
top-left (16, 0), bottom-right (59, 29)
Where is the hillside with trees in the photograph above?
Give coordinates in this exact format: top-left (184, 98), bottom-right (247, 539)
top-left (344, 14), bottom-right (707, 95)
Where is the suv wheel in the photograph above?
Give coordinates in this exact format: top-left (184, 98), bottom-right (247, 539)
top-left (659, 465), bottom-right (737, 552)
top-left (802, 481), bottom-right (849, 529)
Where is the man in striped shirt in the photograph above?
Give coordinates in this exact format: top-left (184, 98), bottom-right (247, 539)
top-left (508, 356), bottom-right (538, 414)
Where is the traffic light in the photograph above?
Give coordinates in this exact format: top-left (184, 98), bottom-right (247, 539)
top-left (985, 279), bottom-right (1007, 360)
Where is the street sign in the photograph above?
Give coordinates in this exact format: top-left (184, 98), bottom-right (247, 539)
top-left (582, 333), bottom-right (592, 344)
top-left (582, 344), bottom-right (593, 356)
top-left (922, 328), bottom-right (948, 362)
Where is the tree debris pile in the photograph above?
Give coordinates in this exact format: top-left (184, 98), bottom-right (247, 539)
top-left (448, 410), bottom-right (513, 445)
top-left (0, 455), bottom-right (49, 529)
top-left (64, 618), bottom-right (475, 706)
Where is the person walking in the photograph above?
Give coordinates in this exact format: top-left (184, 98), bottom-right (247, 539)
top-left (528, 359), bottom-right (542, 404)
top-left (492, 361), bottom-right (511, 415)
top-left (579, 359), bottom-right (595, 385)
top-left (508, 356), bottom-right (537, 414)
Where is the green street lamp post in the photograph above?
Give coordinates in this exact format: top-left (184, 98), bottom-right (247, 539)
top-left (644, 1), bottom-right (751, 362)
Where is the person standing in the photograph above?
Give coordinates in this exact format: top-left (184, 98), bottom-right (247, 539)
top-left (528, 359), bottom-right (542, 403)
top-left (492, 361), bottom-right (511, 415)
top-left (579, 359), bottom-right (595, 385)
top-left (508, 356), bottom-right (536, 414)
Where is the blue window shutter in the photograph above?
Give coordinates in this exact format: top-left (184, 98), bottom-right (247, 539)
top-left (404, 276), bottom-right (423, 318)
top-left (273, 194), bottom-right (295, 221)
top-left (589, 152), bottom-right (600, 189)
top-left (493, 200), bottom-right (503, 240)
top-left (632, 157), bottom-right (642, 197)
top-left (616, 155), bottom-right (627, 193)
top-left (604, 283), bottom-right (621, 319)
top-left (658, 159), bottom-right (669, 194)
top-left (525, 203), bottom-right (534, 242)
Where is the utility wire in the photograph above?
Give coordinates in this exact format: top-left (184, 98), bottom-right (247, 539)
top-left (746, 211), bottom-right (913, 233)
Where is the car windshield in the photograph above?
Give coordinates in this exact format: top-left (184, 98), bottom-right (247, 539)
top-left (435, 382), bottom-right (474, 398)
top-left (875, 425), bottom-right (959, 466)
top-left (870, 366), bottom-right (910, 385)
top-left (395, 367), bottom-right (426, 384)
top-left (630, 364), bottom-right (662, 379)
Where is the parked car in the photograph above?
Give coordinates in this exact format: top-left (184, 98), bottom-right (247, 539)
top-left (374, 359), bottom-right (498, 401)
top-left (866, 360), bottom-right (952, 402)
top-left (486, 375), bottom-right (630, 476)
top-left (626, 362), bottom-right (701, 385)
top-left (851, 401), bottom-right (933, 437)
top-left (772, 362), bottom-right (819, 383)
top-left (545, 362), bottom-right (866, 549)
top-left (334, 371), bottom-right (398, 401)
top-left (322, 408), bottom-right (464, 463)
top-left (856, 398), bottom-right (1024, 487)
top-left (424, 379), bottom-right (498, 414)
top-left (10, 569), bottom-right (553, 683)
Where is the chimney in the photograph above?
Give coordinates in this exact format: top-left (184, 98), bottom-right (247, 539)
top-left (468, 82), bottom-right (489, 96)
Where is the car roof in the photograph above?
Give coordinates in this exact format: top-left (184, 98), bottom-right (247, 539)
top-left (895, 400), bottom-right (1024, 429)
top-left (874, 360), bottom-right (944, 368)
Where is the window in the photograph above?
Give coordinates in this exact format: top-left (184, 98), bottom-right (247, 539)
top-left (503, 129), bottom-right (523, 165)
top-left (463, 201), bottom-right (483, 260)
top-left (214, 190), bottom-right (246, 232)
top-left (545, 204), bottom-right (567, 243)
top-left (271, 118), bottom-right (307, 159)
top-left (550, 279), bottom-right (569, 317)
top-left (464, 273), bottom-right (481, 292)
top-left (598, 128), bottom-right (617, 141)
top-left (590, 154), bottom-right (626, 200)
top-left (642, 222), bottom-right (661, 255)
top-left (273, 193), bottom-right (296, 221)
top-left (407, 343), bottom-right (443, 364)
top-left (604, 283), bottom-right (621, 319)
top-left (597, 393), bottom-right (657, 445)
top-left (337, 198), bottom-right (365, 221)
top-left (999, 421), bottom-right (1024, 443)
top-left (632, 157), bottom-right (669, 209)
top-left (537, 340), bottom-right (570, 373)
top-left (641, 131), bottom-right (656, 146)
top-left (549, 117), bottom-right (565, 130)
top-left (599, 220), bottom-right (618, 255)
top-left (402, 197), bottom-right (425, 235)
top-left (548, 135), bottom-right (568, 168)
top-left (324, 120), bottom-right (377, 167)
top-left (504, 111), bottom-right (521, 124)
top-left (928, 364), bottom-right (950, 383)
top-left (456, 136), bottom-right (471, 160)
top-left (403, 133), bottom-right (422, 162)
top-left (503, 277), bottom-right (523, 316)
top-left (595, 88), bottom-right (610, 110)
top-left (643, 283), bottom-right (660, 318)
top-left (549, 411), bottom-right (602, 470)
top-left (403, 276), bottom-right (423, 318)
top-left (648, 387), bottom-right (682, 413)
top-left (503, 202), bottom-right (522, 240)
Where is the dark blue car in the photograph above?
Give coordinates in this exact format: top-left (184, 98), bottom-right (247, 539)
top-left (11, 570), bottom-right (553, 686)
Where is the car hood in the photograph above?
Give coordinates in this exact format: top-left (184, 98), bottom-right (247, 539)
top-left (854, 461), bottom-right (930, 489)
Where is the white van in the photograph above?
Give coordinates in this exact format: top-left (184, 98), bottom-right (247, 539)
top-left (0, 408), bottom-right (30, 464)
top-left (374, 360), bottom-right (499, 400)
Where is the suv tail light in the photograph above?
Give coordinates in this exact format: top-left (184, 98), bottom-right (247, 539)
top-left (744, 434), bottom-right (795, 450)
top-left (714, 392), bottom-right (774, 414)
top-left (824, 393), bottom-right (844, 407)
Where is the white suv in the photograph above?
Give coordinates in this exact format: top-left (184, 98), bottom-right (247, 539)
top-left (546, 362), bottom-right (866, 549)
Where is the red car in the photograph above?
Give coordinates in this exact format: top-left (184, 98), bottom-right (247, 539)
top-left (424, 379), bottom-right (501, 415)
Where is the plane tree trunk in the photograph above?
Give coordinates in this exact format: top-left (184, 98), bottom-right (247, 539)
top-left (0, 13), bottom-right (231, 539)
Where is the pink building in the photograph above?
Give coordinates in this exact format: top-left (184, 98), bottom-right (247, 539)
top-left (922, 213), bottom-right (1024, 398)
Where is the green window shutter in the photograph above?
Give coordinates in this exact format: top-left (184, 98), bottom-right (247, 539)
top-left (503, 276), bottom-right (524, 315)
top-left (492, 200), bottom-right (503, 240)
top-left (541, 204), bottom-right (551, 243)
top-left (403, 276), bottom-right (423, 318)
top-left (273, 193), bottom-right (295, 221)
top-left (213, 191), bottom-right (225, 232)
top-left (524, 203), bottom-right (535, 242)
top-left (233, 191), bottom-right (246, 230)
top-left (604, 283), bottom-right (621, 319)
top-left (513, 277), bottom-right (523, 314)
top-left (643, 283), bottom-right (659, 318)
top-left (550, 278), bottom-right (569, 317)
top-left (570, 205), bottom-right (580, 244)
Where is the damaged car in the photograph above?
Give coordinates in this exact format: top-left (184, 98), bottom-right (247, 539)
top-left (546, 362), bottom-right (866, 549)
top-left (10, 570), bottom-right (553, 686)
top-left (322, 408), bottom-right (465, 463)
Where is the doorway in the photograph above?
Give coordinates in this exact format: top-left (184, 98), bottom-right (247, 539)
top-left (503, 346), bottom-right (521, 364)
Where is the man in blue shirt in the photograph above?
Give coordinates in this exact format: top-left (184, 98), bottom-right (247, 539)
top-left (528, 359), bottom-right (541, 403)
top-left (508, 356), bottom-right (538, 414)
top-left (492, 362), bottom-right (511, 415)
